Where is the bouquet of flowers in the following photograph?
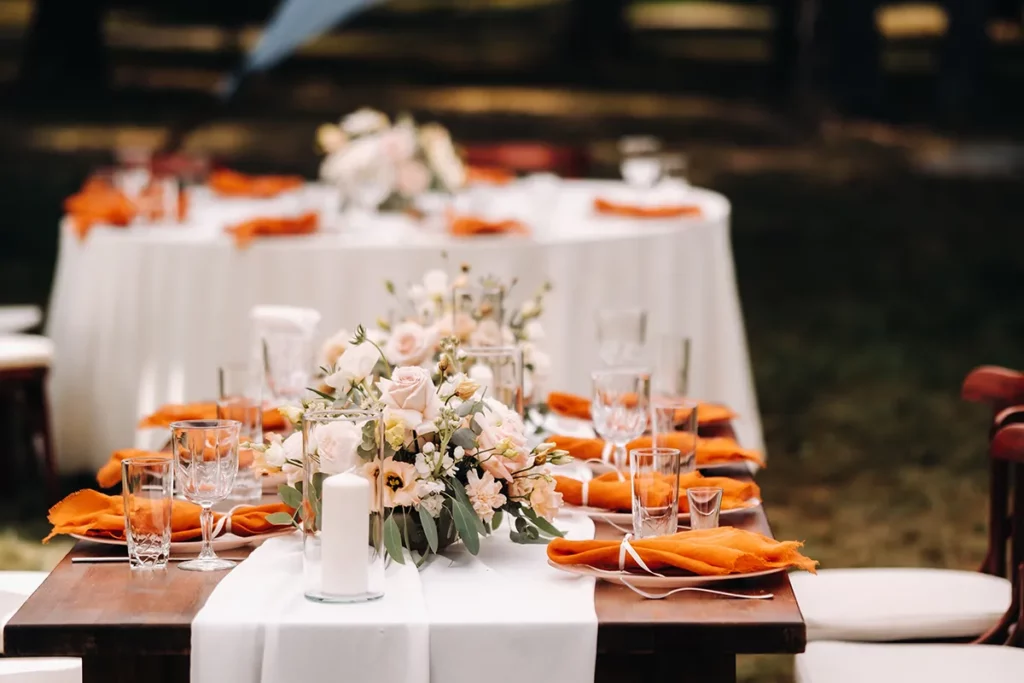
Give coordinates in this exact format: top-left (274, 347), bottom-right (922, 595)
top-left (317, 108), bottom-right (466, 211)
top-left (261, 329), bottom-right (570, 564)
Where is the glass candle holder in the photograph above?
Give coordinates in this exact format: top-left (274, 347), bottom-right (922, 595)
top-left (452, 281), bottom-right (506, 341)
top-left (630, 447), bottom-right (682, 539)
top-left (249, 306), bottom-right (321, 404)
top-left (302, 409), bottom-right (385, 603)
top-left (460, 345), bottom-right (525, 417)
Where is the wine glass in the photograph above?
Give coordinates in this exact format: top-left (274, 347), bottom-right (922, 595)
top-left (596, 308), bottom-right (648, 367)
top-left (171, 420), bottom-right (240, 572)
top-left (591, 368), bottom-right (651, 470)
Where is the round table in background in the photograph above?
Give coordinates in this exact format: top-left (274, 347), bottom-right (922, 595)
top-left (46, 179), bottom-right (762, 472)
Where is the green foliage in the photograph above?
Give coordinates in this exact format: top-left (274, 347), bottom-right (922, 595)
top-left (383, 514), bottom-right (405, 564)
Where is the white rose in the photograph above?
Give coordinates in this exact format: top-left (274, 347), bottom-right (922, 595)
top-left (341, 108), bottom-right (390, 137)
top-left (384, 322), bottom-right (436, 367)
top-left (378, 366), bottom-right (442, 432)
top-left (319, 328), bottom-right (350, 368)
top-left (419, 493), bottom-right (444, 519)
top-left (314, 421), bottom-right (362, 475)
top-left (325, 342), bottom-right (380, 391)
top-left (263, 434), bottom-right (287, 468)
top-left (422, 269), bottom-right (449, 298)
top-left (282, 431), bottom-right (303, 464)
top-left (283, 461), bottom-right (303, 486)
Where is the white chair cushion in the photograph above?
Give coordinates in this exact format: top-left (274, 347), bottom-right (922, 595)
top-left (0, 571), bottom-right (49, 654)
top-left (796, 642), bottom-right (1024, 683)
top-left (0, 307), bottom-right (42, 335)
top-left (791, 567), bottom-right (1011, 641)
top-left (0, 336), bottom-right (53, 370)
top-left (0, 657), bottom-right (81, 683)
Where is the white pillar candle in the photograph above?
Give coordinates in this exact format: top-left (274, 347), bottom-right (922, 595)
top-left (320, 472), bottom-right (370, 596)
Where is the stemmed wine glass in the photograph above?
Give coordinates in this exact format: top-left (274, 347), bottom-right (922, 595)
top-left (171, 419), bottom-right (240, 572)
top-left (596, 308), bottom-right (648, 367)
top-left (591, 369), bottom-right (651, 471)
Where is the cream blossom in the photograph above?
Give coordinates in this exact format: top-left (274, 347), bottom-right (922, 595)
top-left (469, 319), bottom-right (504, 348)
top-left (262, 433), bottom-right (287, 469)
top-left (419, 494), bottom-right (444, 518)
top-left (325, 342), bottom-right (379, 391)
top-left (419, 122), bottom-right (465, 191)
top-left (341, 108), bottom-right (390, 137)
top-left (381, 457), bottom-right (419, 508)
top-left (523, 320), bottom-right (544, 341)
top-left (316, 123), bottom-right (348, 153)
top-left (314, 420), bottom-right (362, 475)
top-left (381, 121), bottom-right (417, 162)
top-left (384, 321), bottom-right (435, 366)
top-left (278, 403), bottom-right (304, 425)
top-left (520, 299), bottom-right (540, 318)
top-left (378, 366), bottom-right (442, 432)
top-left (465, 469), bottom-right (506, 523)
top-left (319, 328), bottom-right (351, 368)
top-left (422, 269), bottom-right (449, 298)
top-left (528, 475), bottom-right (562, 522)
top-left (434, 312), bottom-right (476, 342)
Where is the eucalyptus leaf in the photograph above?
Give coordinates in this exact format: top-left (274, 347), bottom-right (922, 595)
top-left (266, 511), bottom-right (296, 527)
top-left (456, 400), bottom-right (478, 417)
top-left (278, 484), bottom-right (303, 509)
top-left (383, 515), bottom-right (406, 564)
top-left (452, 500), bottom-right (481, 555)
top-left (450, 428), bottom-right (478, 450)
top-left (509, 530), bottom-right (550, 545)
top-left (418, 506), bottom-right (439, 553)
top-left (515, 516), bottom-right (530, 533)
top-left (490, 509), bottom-right (504, 533)
top-left (523, 507), bottom-right (565, 538)
top-left (450, 479), bottom-right (486, 534)
top-left (308, 386), bottom-right (336, 401)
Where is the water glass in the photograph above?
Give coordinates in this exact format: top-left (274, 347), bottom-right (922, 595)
top-left (653, 335), bottom-right (691, 397)
top-left (171, 420), bottom-right (240, 571)
top-left (596, 308), bottom-right (648, 367)
top-left (660, 152), bottom-right (691, 187)
top-left (453, 281), bottom-right (506, 330)
top-left (217, 364), bottom-right (263, 505)
top-left (461, 346), bottom-right (524, 417)
top-left (250, 306), bottom-right (321, 403)
top-left (122, 456), bottom-right (173, 570)
top-left (651, 396), bottom-right (697, 473)
top-left (630, 447), bottom-right (681, 539)
top-left (687, 487), bottom-right (724, 530)
top-left (618, 136), bottom-right (663, 190)
top-left (591, 368), bottom-right (651, 470)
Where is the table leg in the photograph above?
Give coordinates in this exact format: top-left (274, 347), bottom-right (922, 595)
top-left (82, 654), bottom-right (190, 683)
top-left (596, 651), bottom-right (736, 683)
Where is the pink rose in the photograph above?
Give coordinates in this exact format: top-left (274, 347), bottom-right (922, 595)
top-left (384, 322), bottom-right (436, 367)
top-left (472, 398), bottom-right (531, 482)
top-left (378, 366), bottom-right (442, 432)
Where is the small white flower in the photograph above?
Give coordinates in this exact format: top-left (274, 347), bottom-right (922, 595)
top-left (422, 269), bottom-right (449, 298)
top-left (282, 431), bottom-right (303, 463)
top-left (278, 403), bottom-right (304, 425)
top-left (520, 300), bottom-right (540, 318)
top-left (422, 442), bottom-right (436, 454)
top-left (263, 433), bottom-right (287, 468)
top-left (316, 123), bottom-right (348, 153)
top-left (419, 493), bottom-right (444, 519)
top-left (319, 328), bottom-right (351, 369)
top-left (341, 108), bottom-right (390, 137)
top-left (283, 461), bottom-right (303, 486)
top-left (414, 452), bottom-right (433, 478)
top-left (524, 321), bottom-right (544, 341)
top-left (325, 342), bottom-right (380, 392)
top-left (453, 446), bottom-right (465, 460)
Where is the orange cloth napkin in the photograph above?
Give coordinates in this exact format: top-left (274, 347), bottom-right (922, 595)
top-left (44, 489), bottom-right (292, 543)
top-left (549, 433), bottom-right (766, 468)
top-left (208, 169), bottom-right (304, 198)
top-left (225, 212), bottom-right (319, 248)
top-left (547, 526), bottom-right (817, 576)
top-left (64, 179), bottom-right (136, 240)
top-left (547, 391), bottom-right (736, 425)
top-left (555, 470), bottom-right (760, 513)
top-left (97, 448), bottom-right (257, 489)
top-left (593, 197), bottom-right (703, 219)
top-left (137, 402), bottom-right (288, 432)
top-left (449, 215), bottom-right (529, 237)
top-left (466, 166), bottom-right (516, 186)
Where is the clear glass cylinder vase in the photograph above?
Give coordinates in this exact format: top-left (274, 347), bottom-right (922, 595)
top-left (301, 408), bottom-right (385, 603)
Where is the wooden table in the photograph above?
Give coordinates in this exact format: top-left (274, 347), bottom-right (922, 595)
top-left (5, 491), bottom-right (804, 683)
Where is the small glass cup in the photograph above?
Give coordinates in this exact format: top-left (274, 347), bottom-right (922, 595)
top-left (596, 308), bottom-right (648, 367)
top-left (651, 396), bottom-right (697, 473)
top-left (122, 456), bottom-right (173, 570)
top-left (630, 447), bottom-right (681, 539)
top-left (171, 420), bottom-right (240, 571)
top-left (591, 368), bottom-right (651, 470)
top-left (217, 364), bottom-right (264, 505)
top-left (687, 487), bottom-right (724, 530)
top-left (618, 136), bottom-right (663, 190)
top-left (653, 335), bottom-right (691, 397)
top-left (461, 346), bottom-right (524, 417)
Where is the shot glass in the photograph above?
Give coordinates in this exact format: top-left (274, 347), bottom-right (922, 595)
top-left (687, 487), bottom-right (724, 530)
top-left (217, 364), bottom-right (263, 505)
top-left (630, 447), bottom-right (681, 539)
top-left (121, 456), bottom-right (174, 570)
top-left (651, 396), bottom-right (697, 474)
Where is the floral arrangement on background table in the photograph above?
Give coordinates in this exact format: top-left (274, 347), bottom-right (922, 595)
top-left (260, 327), bottom-right (569, 564)
top-left (317, 108), bottom-right (466, 212)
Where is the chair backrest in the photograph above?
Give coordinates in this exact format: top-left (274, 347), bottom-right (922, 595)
top-left (962, 366), bottom-right (1024, 579)
top-left (984, 422), bottom-right (1024, 646)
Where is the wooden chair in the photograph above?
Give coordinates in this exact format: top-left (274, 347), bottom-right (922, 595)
top-left (795, 421), bottom-right (1024, 682)
top-left (462, 143), bottom-right (590, 178)
top-left (0, 335), bottom-right (57, 501)
top-left (789, 366), bottom-right (1024, 643)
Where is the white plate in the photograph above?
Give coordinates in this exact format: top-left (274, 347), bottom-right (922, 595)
top-left (547, 560), bottom-right (785, 588)
top-left (565, 498), bottom-right (762, 528)
top-left (71, 528), bottom-right (294, 554)
top-left (262, 471), bottom-right (287, 493)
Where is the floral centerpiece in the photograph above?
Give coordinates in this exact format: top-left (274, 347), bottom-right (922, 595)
top-left (317, 108), bottom-right (466, 212)
top-left (261, 329), bottom-right (570, 564)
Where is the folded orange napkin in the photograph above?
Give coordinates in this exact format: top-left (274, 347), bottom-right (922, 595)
top-left (64, 179), bottom-right (136, 240)
top-left (547, 391), bottom-right (736, 425)
top-left (549, 433), bottom-right (766, 468)
top-left (225, 212), bottom-right (319, 248)
top-left (555, 470), bottom-right (759, 513)
top-left (593, 197), bottom-right (702, 219)
top-left (208, 169), bottom-right (304, 198)
top-left (44, 489), bottom-right (292, 543)
top-left (449, 215), bottom-right (529, 237)
top-left (466, 165), bottom-right (516, 186)
top-left (137, 402), bottom-right (289, 432)
top-left (548, 526), bottom-right (817, 576)
top-left (97, 448), bottom-right (257, 489)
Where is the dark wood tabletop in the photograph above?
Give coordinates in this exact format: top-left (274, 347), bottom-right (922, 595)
top-left (6, 458), bottom-right (805, 683)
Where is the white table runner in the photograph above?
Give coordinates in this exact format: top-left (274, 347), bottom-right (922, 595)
top-left (192, 513), bottom-right (596, 683)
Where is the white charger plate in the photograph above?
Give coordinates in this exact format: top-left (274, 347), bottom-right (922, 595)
top-left (547, 560), bottom-right (784, 588)
top-left (71, 528), bottom-right (294, 554)
top-left (565, 498), bottom-right (762, 528)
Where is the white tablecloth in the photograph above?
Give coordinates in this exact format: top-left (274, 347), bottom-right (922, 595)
top-left (47, 179), bottom-right (762, 472)
top-left (192, 513), bottom-right (597, 683)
